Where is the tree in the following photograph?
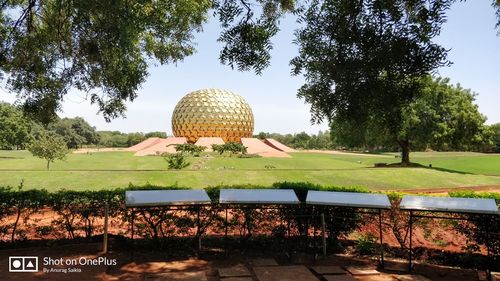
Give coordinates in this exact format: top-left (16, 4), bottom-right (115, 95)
top-left (292, 132), bottom-right (311, 149)
top-left (70, 117), bottom-right (100, 145)
top-left (49, 117), bottom-right (100, 148)
top-left (126, 132), bottom-right (145, 147)
top-left (145, 131), bottom-right (167, 138)
top-left (27, 132), bottom-right (69, 170)
top-left (0, 0), bottom-right (293, 123)
top-left (491, 123), bottom-right (500, 153)
top-left (330, 76), bottom-right (493, 153)
top-left (0, 102), bottom-right (31, 149)
top-left (401, 77), bottom-right (493, 152)
top-left (291, 0), bottom-right (451, 164)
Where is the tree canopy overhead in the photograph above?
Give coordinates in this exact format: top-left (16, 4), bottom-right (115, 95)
top-left (291, 0), bottom-right (454, 163)
top-left (0, 0), bottom-right (293, 123)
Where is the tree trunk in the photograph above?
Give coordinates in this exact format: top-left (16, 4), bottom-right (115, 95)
top-left (47, 161), bottom-right (50, 170)
top-left (399, 140), bottom-right (410, 165)
top-left (11, 207), bottom-right (21, 243)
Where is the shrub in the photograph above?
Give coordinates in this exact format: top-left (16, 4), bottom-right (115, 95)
top-left (163, 153), bottom-right (190, 169)
top-left (384, 192), bottom-right (410, 250)
top-left (355, 233), bottom-right (378, 255)
top-left (175, 143), bottom-right (206, 157)
top-left (212, 142), bottom-right (247, 156)
top-left (448, 191), bottom-right (500, 257)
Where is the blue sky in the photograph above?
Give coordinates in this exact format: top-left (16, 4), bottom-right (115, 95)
top-left (1, 1), bottom-right (499, 135)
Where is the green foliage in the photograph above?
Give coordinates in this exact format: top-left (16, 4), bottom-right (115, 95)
top-left (291, 0), bottom-right (451, 164)
top-left (400, 77), bottom-right (493, 152)
top-left (0, 0), bottom-right (213, 122)
top-left (124, 132), bottom-right (146, 147)
top-left (163, 153), bottom-right (190, 169)
top-left (330, 76), bottom-right (493, 154)
top-left (27, 131), bottom-right (69, 170)
top-left (214, 0), bottom-right (295, 74)
top-left (211, 144), bottom-right (224, 154)
top-left (212, 142), bottom-right (247, 156)
top-left (0, 0), bottom-right (292, 122)
top-left (448, 191), bottom-right (500, 258)
top-left (355, 233), bottom-right (378, 255)
top-left (491, 123), bottom-right (500, 153)
top-left (97, 131), bottom-right (152, 147)
top-left (256, 131), bottom-right (335, 150)
top-left (2, 181), bottom-right (49, 242)
top-left (49, 117), bottom-right (100, 149)
top-left (145, 131), bottom-right (167, 138)
top-left (0, 181), bottom-right (497, 263)
top-left (175, 143), bottom-right (206, 157)
top-left (495, 0), bottom-right (500, 32)
top-left (0, 102), bottom-right (32, 150)
top-left (96, 131), bottom-right (167, 147)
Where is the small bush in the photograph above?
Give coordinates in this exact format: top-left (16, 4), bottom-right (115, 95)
top-left (355, 233), bottom-right (378, 255)
top-left (212, 142), bottom-right (247, 156)
top-left (163, 153), bottom-right (190, 169)
top-left (175, 143), bottom-right (206, 157)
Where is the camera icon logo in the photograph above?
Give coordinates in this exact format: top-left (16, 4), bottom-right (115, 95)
top-left (9, 256), bottom-right (38, 272)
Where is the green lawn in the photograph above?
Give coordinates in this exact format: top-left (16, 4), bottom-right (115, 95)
top-left (1, 150), bottom-right (499, 191)
top-left (333, 152), bottom-right (500, 176)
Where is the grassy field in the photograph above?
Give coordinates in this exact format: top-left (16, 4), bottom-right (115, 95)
top-left (0, 150), bottom-right (499, 191)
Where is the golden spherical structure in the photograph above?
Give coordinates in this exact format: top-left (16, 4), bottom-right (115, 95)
top-left (171, 89), bottom-right (254, 143)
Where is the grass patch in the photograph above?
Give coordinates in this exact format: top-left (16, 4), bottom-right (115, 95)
top-left (0, 150), bottom-right (499, 191)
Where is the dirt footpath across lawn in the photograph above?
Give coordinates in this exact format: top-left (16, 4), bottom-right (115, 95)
top-left (396, 185), bottom-right (500, 194)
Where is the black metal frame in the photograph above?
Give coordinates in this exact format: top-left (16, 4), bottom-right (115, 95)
top-left (309, 205), bottom-right (388, 268)
top-left (405, 209), bottom-right (498, 280)
top-left (128, 203), bottom-right (211, 260)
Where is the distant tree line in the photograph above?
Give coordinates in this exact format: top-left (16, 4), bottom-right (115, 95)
top-left (255, 131), bottom-right (335, 150)
top-left (1, 97), bottom-right (499, 154)
top-left (97, 131), bottom-right (166, 147)
top-left (0, 102), bottom-right (167, 150)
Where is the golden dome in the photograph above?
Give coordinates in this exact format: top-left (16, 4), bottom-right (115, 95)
top-left (171, 89), bottom-right (254, 143)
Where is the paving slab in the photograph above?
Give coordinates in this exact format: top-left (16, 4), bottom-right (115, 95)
top-left (218, 265), bottom-right (252, 278)
top-left (323, 275), bottom-right (357, 281)
top-left (220, 278), bottom-right (254, 281)
top-left (344, 266), bottom-right (380, 276)
top-left (248, 258), bottom-right (279, 267)
top-left (394, 275), bottom-right (431, 281)
top-left (309, 266), bottom-right (346, 275)
top-left (253, 265), bottom-right (318, 281)
top-left (144, 271), bottom-right (207, 281)
top-left (290, 252), bottom-right (314, 264)
top-left (383, 262), bottom-right (408, 273)
top-left (358, 276), bottom-right (396, 281)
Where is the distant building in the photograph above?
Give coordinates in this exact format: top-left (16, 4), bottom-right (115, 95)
top-left (171, 89), bottom-right (254, 143)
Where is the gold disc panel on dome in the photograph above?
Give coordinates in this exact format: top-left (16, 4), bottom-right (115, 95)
top-left (171, 89), bottom-right (254, 143)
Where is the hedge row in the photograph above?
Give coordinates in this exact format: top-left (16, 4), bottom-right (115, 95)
top-left (0, 182), bottom-right (498, 259)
